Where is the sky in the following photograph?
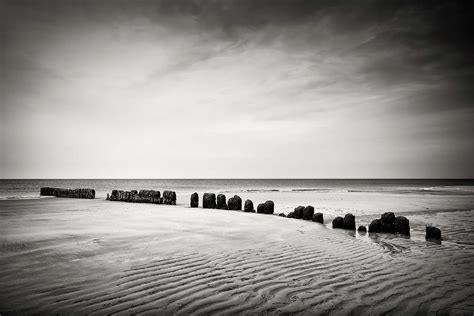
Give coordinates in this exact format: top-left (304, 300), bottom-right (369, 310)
top-left (1, 0), bottom-right (473, 179)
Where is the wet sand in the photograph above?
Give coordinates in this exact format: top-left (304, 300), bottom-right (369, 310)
top-left (1, 198), bottom-right (473, 314)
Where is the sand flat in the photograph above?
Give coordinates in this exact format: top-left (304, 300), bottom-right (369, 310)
top-left (1, 198), bottom-right (473, 314)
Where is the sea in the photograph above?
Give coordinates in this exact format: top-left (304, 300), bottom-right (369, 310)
top-left (1, 178), bottom-right (473, 219)
top-left (1, 178), bottom-right (474, 200)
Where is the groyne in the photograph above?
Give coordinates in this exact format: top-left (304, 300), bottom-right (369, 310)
top-left (40, 187), bottom-right (95, 199)
top-left (107, 189), bottom-right (176, 205)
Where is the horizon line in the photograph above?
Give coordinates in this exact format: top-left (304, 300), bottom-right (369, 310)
top-left (1, 178), bottom-right (474, 181)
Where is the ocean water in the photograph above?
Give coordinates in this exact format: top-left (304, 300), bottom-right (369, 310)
top-left (1, 178), bottom-right (474, 199)
top-left (1, 178), bottom-right (473, 217)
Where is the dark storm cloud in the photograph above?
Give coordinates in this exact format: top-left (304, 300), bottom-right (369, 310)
top-left (5, 0), bottom-right (473, 84)
top-left (144, 0), bottom-right (474, 114)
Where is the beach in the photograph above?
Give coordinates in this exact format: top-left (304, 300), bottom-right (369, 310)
top-left (1, 196), bottom-right (473, 314)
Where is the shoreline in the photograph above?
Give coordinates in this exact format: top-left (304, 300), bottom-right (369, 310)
top-left (1, 197), bottom-right (473, 244)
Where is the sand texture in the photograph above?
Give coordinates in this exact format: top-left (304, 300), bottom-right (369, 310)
top-left (1, 198), bottom-right (474, 315)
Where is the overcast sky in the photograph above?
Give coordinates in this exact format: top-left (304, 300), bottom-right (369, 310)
top-left (1, 0), bottom-right (473, 178)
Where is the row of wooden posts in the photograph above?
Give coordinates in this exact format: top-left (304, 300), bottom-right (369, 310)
top-left (189, 192), bottom-right (442, 240)
top-left (38, 187), bottom-right (442, 240)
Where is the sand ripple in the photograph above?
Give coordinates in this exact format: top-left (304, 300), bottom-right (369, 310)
top-left (1, 200), bottom-right (473, 315)
top-left (2, 234), bottom-right (473, 315)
